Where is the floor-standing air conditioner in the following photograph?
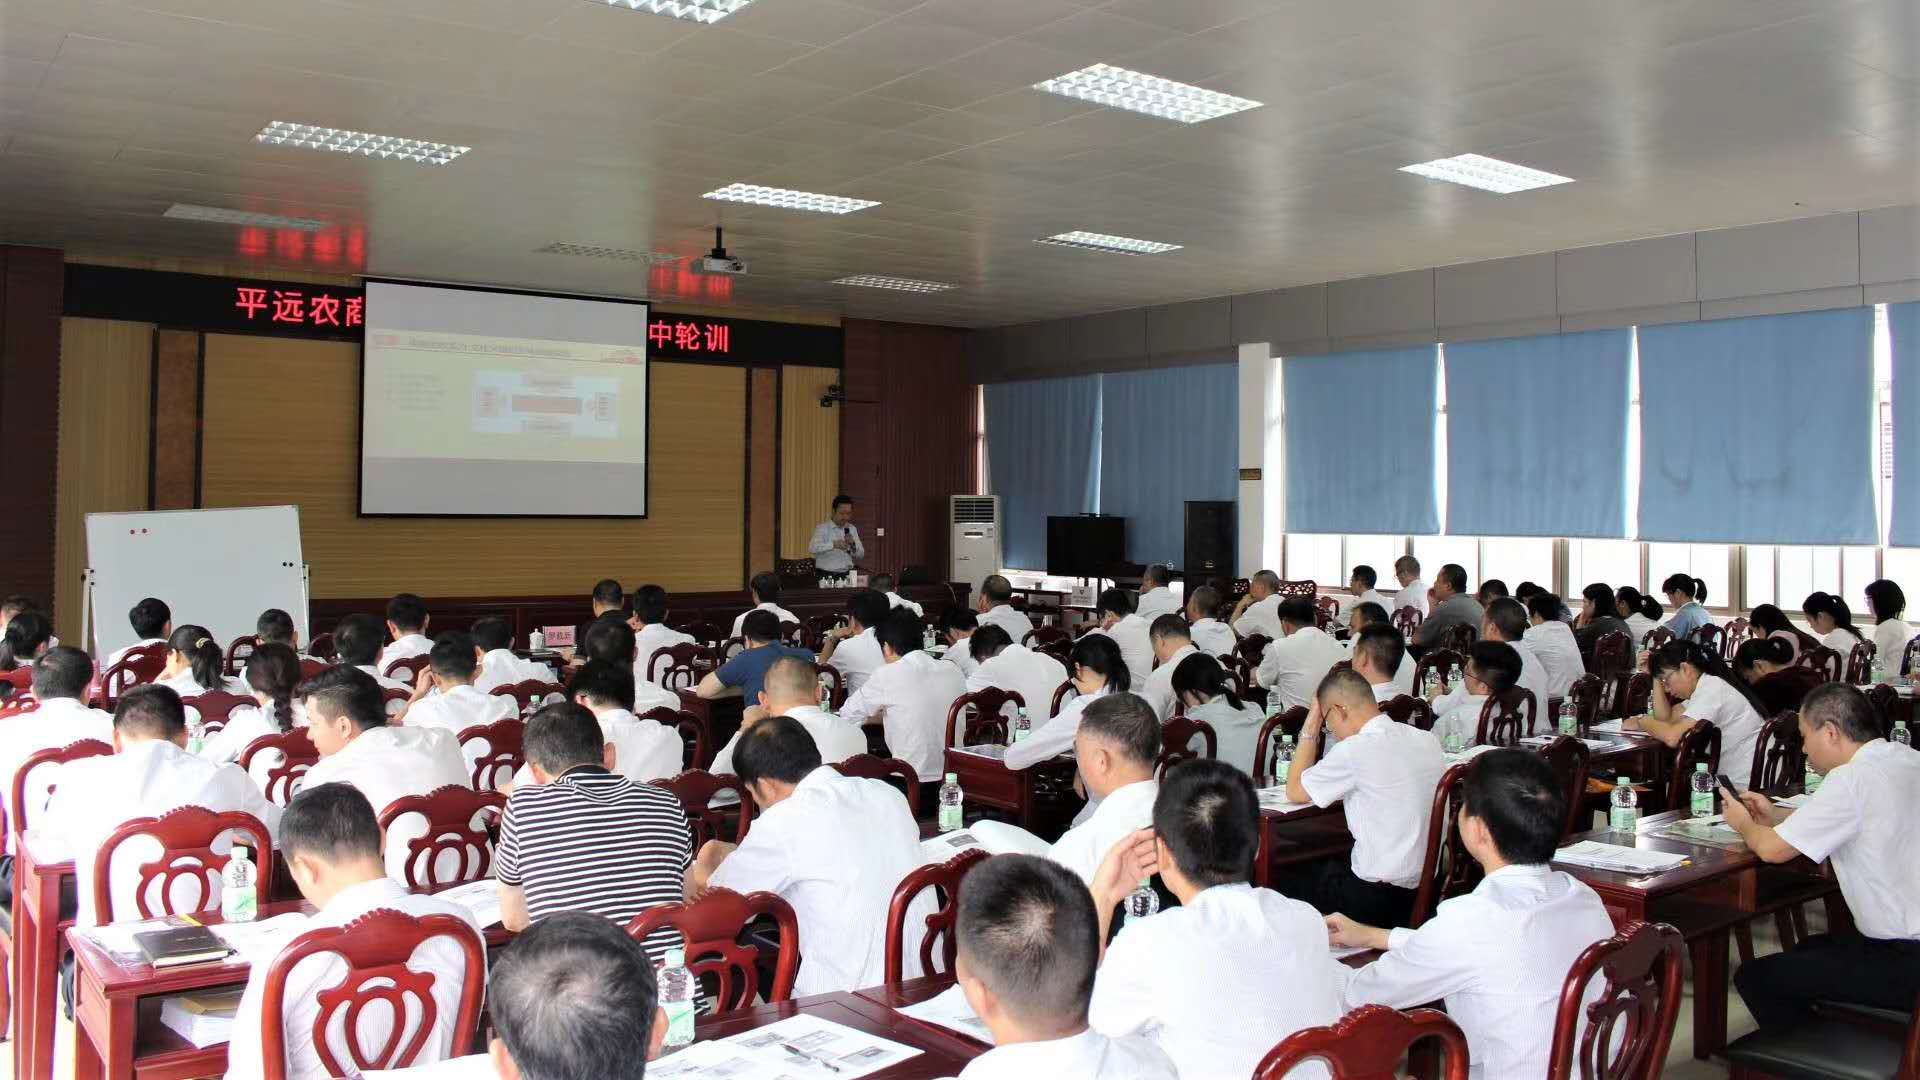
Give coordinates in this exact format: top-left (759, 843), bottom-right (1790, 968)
top-left (949, 495), bottom-right (1001, 593)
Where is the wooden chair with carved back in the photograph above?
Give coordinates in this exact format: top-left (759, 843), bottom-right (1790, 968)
top-left (1532, 734), bottom-right (1593, 839)
top-left (1392, 605), bottom-right (1424, 638)
top-left (1844, 641), bottom-right (1876, 686)
top-left (240, 728), bottom-right (320, 806)
top-left (636, 706), bottom-right (710, 772)
top-left (382, 653), bottom-right (431, 689)
top-left (1251, 706), bottom-right (1309, 782)
top-left (1796, 644), bottom-right (1844, 684)
top-left (1546, 922), bottom-right (1686, 1080)
top-left (1408, 763), bottom-right (1479, 928)
top-left (1564, 674), bottom-right (1605, 734)
top-left (1411, 649), bottom-right (1467, 699)
top-left (946, 688), bottom-right (1021, 749)
top-left (377, 785), bottom-right (506, 893)
top-left (884, 847), bottom-right (989, 985)
top-left (457, 718), bottom-right (526, 793)
top-left (1721, 617), bottom-right (1751, 660)
top-left (624, 889), bottom-right (798, 1016)
top-left (224, 635), bottom-right (263, 677)
top-left (306, 632), bottom-right (338, 663)
top-left (833, 755), bottom-right (921, 811)
top-left (99, 643), bottom-right (168, 709)
top-left (487, 680), bottom-right (564, 719)
top-left (183, 689), bottom-right (255, 736)
top-left (650, 642), bottom-right (716, 692)
top-left (93, 806), bottom-right (273, 922)
top-left (1589, 630), bottom-right (1634, 717)
top-left (1254, 1005), bottom-right (1470, 1080)
top-left (650, 770), bottom-right (755, 848)
top-left (1474, 686), bottom-right (1536, 748)
top-left (1690, 622), bottom-right (1727, 659)
top-left (1156, 715), bottom-right (1217, 778)
top-left (1380, 694), bottom-right (1436, 731)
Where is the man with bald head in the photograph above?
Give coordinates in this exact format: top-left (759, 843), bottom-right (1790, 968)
top-left (1278, 667), bottom-right (1445, 928)
top-left (709, 655), bottom-right (866, 779)
top-left (1230, 570), bottom-right (1285, 641)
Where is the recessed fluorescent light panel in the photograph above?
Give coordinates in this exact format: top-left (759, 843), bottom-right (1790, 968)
top-left (702, 183), bottom-right (879, 215)
top-left (164, 204), bottom-right (328, 231)
top-left (536, 242), bottom-right (683, 264)
top-left (832, 274), bottom-right (956, 293)
top-left (1034, 63), bottom-right (1262, 123)
top-left (254, 122), bottom-right (470, 166)
top-left (1399, 153), bottom-right (1574, 194)
top-left (1036, 231), bottom-right (1182, 256)
top-left (596, 0), bottom-right (757, 23)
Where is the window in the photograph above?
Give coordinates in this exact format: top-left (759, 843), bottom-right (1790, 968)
top-left (1283, 534), bottom-right (1341, 586)
top-left (1885, 549), bottom-right (1920, 596)
top-left (1413, 536), bottom-right (1479, 588)
top-left (1480, 537), bottom-right (1555, 592)
top-left (1570, 539), bottom-right (1641, 595)
top-left (1344, 535), bottom-right (1403, 588)
top-left (1746, 545), bottom-right (1777, 609)
top-left (1647, 543), bottom-right (1730, 608)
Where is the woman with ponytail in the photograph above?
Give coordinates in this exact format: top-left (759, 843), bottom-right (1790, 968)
top-left (1733, 637), bottom-right (1823, 717)
top-left (156, 625), bottom-right (241, 696)
top-left (197, 642), bottom-right (303, 765)
top-left (1658, 573), bottom-right (1711, 641)
top-left (1802, 592), bottom-right (1865, 654)
top-left (0, 610), bottom-right (54, 673)
top-left (1635, 639), bottom-right (1766, 787)
top-left (1170, 652), bottom-right (1262, 775)
top-left (1747, 604), bottom-right (1820, 661)
top-left (1616, 587), bottom-right (1659, 645)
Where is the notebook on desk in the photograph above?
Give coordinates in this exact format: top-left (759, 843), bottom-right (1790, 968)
top-left (134, 924), bottom-right (233, 968)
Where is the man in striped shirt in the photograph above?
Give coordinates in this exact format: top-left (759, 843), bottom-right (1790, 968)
top-left (497, 701), bottom-right (693, 962)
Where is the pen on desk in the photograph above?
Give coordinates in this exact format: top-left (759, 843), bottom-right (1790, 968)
top-left (179, 914), bottom-right (203, 927)
top-left (781, 1043), bottom-right (843, 1073)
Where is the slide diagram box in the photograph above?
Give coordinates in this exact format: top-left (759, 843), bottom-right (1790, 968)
top-left (471, 371), bottom-right (620, 438)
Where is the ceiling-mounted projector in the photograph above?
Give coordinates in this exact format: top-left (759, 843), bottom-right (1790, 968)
top-left (700, 225), bottom-right (748, 274)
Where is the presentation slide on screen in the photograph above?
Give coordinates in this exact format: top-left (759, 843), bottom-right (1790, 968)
top-left (360, 281), bottom-right (650, 516)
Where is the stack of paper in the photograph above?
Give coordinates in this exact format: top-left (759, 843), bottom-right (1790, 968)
top-left (1589, 718), bottom-right (1630, 735)
top-left (435, 879), bottom-right (505, 928)
top-left (1774, 792), bottom-right (1814, 809)
top-left (919, 830), bottom-right (987, 866)
top-left (1520, 735), bottom-right (1617, 752)
top-left (1554, 840), bottom-right (1688, 874)
top-left (649, 1015), bottom-right (923, 1079)
top-left (1255, 786), bottom-right (1316, 813)
top-left (209, 913), bottom-right (310, 967)
top-left (159, 988), bottom-right (243, 1048)
top-left (895, 983), bottom-right (994, 1044)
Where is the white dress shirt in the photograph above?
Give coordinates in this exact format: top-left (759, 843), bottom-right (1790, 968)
top-left (839, 650), bottom-right (966, 781)
top-left (472, 650), bottom-right (555, 695)
top-left (1092, 883), bottom-right (1342, 1080)
top-left (1431, 695), bottom-right (1489, 748)
top-left (401, 684), bottom-right (519, 786)
top-left (1395, 579), bottom-right (1432, 617)
top-left (157, 671), bottom-right (246, 697)
top-left (1776, 739), bottom-right (1920, 940)
top-left (1300, 715), bottom-right (1446, 888)
top-left (978, 604), bottom-right (1035, 642)
top-left (1521, 621), bottom-right (1584, 698)
top-left (1047, 778), bottom-right (1157, 886)
top-left (1138, 644), bottom-right (1197, 722)
top-left (1233, 595), bottom-right (1282, 641)
top-left (1871, 619), bottom-right (1914, 671)
top-left (1255, 626), bottom-right (1347, 711)
top-left (958, 1029), bottom-right (1177, 1079)
top-left (1355, 588), bottom-right (1391, 612)
top-left (225, 877), bottom-right (485, 1080)
top-left (0, 697), bottom-right (115, 855)
top-left (727, 604), bottom-right (798, 641)
top-left (1133, 587), bottom-right (1180, 625)
top-left (632, 623), bottom-right (697, 686)
top-left (828, 627), bottom-right (886, 698)
top-left (1003, 686), bottom-right (1106, 771)
top-left (35, 739), bottom-right (284, 925)
top-left (1086, 615), bottom-right (1153, 693)
top-left (1676, 673), bottom-right (1764, 788)
top-left (1342, 864), bottom-right (1616, 1080)
top-left (198, 704), bottom-right (297, 796)
top-left (1820, 626), bottom-right (1865, 657)
top-left (1189, 618), bottom-right (1237, 658)
top-left (886, 591), bottom-right (925, 617)
top-left (104, 637), bottom-right (165, 671)
top-left (944, 642), bottom-right (980, 681)
top-left (1390, 652), bottom-right (1416, 696)
top-left (299, 725), bottom-right (472, 878)
top-left (966, 644), bottom-right (1069, 729)
top-left (354, 664), bottom-right (412, 692)
top-left (377, 633), bottom-right (433, 674)
top-left (508, 706), bottom-right (687, 791)
top-left (1444, 640), bottom-right (1549, 735)
top-left (1190, 697), bottom-right (1264, 776)
top-left (808, 521), bottom-right (864, 574)
top-left (1623, 612), bottom-right (1658, 645)
top-left (710, 704), bottom-right (867, 779)
top-left (710, 767), bottom-right (931, 995)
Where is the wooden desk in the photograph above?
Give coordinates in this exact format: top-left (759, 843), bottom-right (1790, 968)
top-left (676, 690), bottom-right (742, 770)
top-left (856, 975), bottom-right (988, 1050)
top-left (14, 837), bottom-right (74, 1080)
top-left (943, 746), bottom-right (1082, 840)
top-left (693, 990), bottom-right (983, 1079)
top-left (1253, 801), bottom-right (1352, 889)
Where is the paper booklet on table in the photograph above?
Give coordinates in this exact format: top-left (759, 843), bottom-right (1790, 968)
top-left (649, 1014), bottom-right (923, 1079)
top-left (209, 913), bottom-right (310, 967)
top-left (1521, 735), bottom-right (1618, 752)
top-left (920, 830), bottom-right (990, 866)
top-left (1255, 786), bottom-right (1318, 813)
top-left (159, 987), bottom-right (244, 1048)
top-left (895, 983), bottom-right (995, 1045)
top-left (1654, 816), bottom-right (1748, 849)
top-left (1589, 718), bottom-right (1630, 735)
top-left (434, 878), bottom-right (506, 928)
top-left (1555, 840), bottom-right (1689, 874)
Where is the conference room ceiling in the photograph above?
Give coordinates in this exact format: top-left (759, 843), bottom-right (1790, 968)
top-left (0, 0), bottom-right (1914, 328)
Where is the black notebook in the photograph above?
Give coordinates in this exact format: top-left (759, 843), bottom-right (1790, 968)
top-left (134, 925), bottom-right (232, 969)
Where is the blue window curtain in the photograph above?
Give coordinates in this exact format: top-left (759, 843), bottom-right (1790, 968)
top-left (1444, 329), bottom-right (1631, 538)
top-left (1891, 302), bottom-right (1920, 547)
top-left (1283, 346), bottom-right (1440, 535)
top-left (985, 375), bottom-right (1102, 569)
top-left (1099, 364), bottom-right (1238, 564)
top-left (1638, 307), bottom-right (1876, 545)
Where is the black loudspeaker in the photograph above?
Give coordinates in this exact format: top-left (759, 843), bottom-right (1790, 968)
top-left (1184, 501), bottom-right (1235, 579)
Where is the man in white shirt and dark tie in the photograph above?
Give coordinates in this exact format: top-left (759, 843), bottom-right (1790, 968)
top-left (225, 783), bottom-right (483, 1080)
top-left (976, 575), bottom-right (1035, 642)
top-left (690, 715), bottom-right (935, 995)
top-left (1133, 564), bottom-right (1180, 624)
top-left (1084, 588), bottom-right (1153, 691)
top-left (807, 494), bottom-right (864, 581)
top-left (837, 610), bottom-right (966, 785)
top-left (1329, 749), bottom-right (1616, 1080)
top-left (1280, 668), bottom-right (1446, 928)
top-left (1184, 584), bottom-right (1237, 657)
top-left (1255, 598), bottom-right (1347, 711)
top-left (1230, 570), bottom-right (1284, 641)
top-left (376, 592), bottom-right (433, 674)
top-left (816, 589), bottom-right (889, 699)
top-left (951, 854), bottom-right (1177, 1080)
top-left (1089, 760), bottom-right (1344, 1080)
top-left (1393, 555), bottom-right (1431, 619)
top-left (728, 572), bottom-right (799, 641)
top-left (1349, 564), bottom-right (1391, 613)
top-left (1138, 615), bottom-right (1198, 722)
top-left (1522, 592), bottom-right (1585, 699)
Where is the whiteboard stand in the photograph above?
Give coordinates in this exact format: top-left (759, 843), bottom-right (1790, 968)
top-left (81, 567), bottom-right (95, 659)
top-left (300, 564), bottom-right (312, 643)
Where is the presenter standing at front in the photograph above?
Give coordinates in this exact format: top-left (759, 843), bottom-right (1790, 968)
top-left (810, 495), bottom-right (865, 582)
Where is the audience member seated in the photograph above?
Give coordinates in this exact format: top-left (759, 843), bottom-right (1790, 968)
top-left (1430, 642), bottom-right (1525, 748)
top-left (106, 596), bottom-right (172, 669)
top-left (1633, 640), bottom-right (1765, 787)
top-left (688, 715), bottom-right (933, 994)
top-left (976, 575), bottom-right (1035, 642)
top-left (1475, 579), bottom-right (1510, 608)
top-left (38, 684), bottom-right (282, 926)
top-left (579, 619), bottom-right (680, 712)
top-left (155, 624), bottom-right (242, 696)
top-left (255, 607), bottom-right (298, 652)
top-left (298, 667), bottom-right (470, 878)
top-left (627, 585), bottom-right (695, 673)
top-left (952, 854), bottom-right (1176, 1079)
top-left (225, 784), bottom-right (483, 1080)
top-left (731, 571), bottom-right (799, 639)
top-left (515, 659), bottom-right (689, 788)
top-left (1479, 598), bottom-right (1551, 729)
top-left (1515, 581), bottom-right (1573, 622)
top-left (1571, 583), bottom-right (1631, 663)
top-left (485, 913), bottom-right (667, 1079)
top-left (1723, 684), bottom-right (1920, 1033)
top-left (498, 702), bottom-right (692, 961)
top-left (1254, 597), bottom-right (1345, 711)
top-left (1411, 564), bottom-right (1482, 651)
top-left (400, 633), bottom-right (521, 761)
top-left (872, 571), bottom-right (924, 617)
top-left (840, 610), bottom-right (966, 783)
top-left (1170, 654), bottom-right (1262, 776)
top-left (1659, 574), bottom-right (1710, 640)
top-left (1184, 585), bottom-right (1236, 657)
top-left (940, 606), bottom-right (982, 678)
top-left (964, 624), bottom-right (1069, 734)
top-left (817, 589), bottom-right (889, 697)
top-left (377, 593), bottom-right (433, 671)
top-left (334, 613), bottom-right (409, 691)
top-left (1230, 570), bottom-right (1283, 640)
top-left (1138, 615), bottom-right (1198, 722)
top-left (1349, 564), bottom-right (1390, 612)
top-left (1352, 623), bottom-right (1412, 705)
top-left (1089, 760), bottom-right (1343, 1078)
top-left (1133, 564), bottom-right (1179, 624)
top-left (470, 616), bottom-right (555, 694)
top-left (1733, 637), bottom-right (1825, 717)
top-left (0, 647), bottom-right (113, 890)
top-left (698, 610), bottom-right (813, 719)
top-left (1004, 634), bottom-right (1125, 771)
top-left (0, 607), bottom-right (53, 674)
top-left (0, 594), bottom-right (39, 638)
top-left (1330, 749), bottom-right (1615, 1079)
top-left (972, 695), bottom-right (1161, 887)
top-left (1278, 668), bottom-right (1445, 928)
top-left (198, 642), bottom-right (303, 766)
top-left (1393, 555), bottom-right (1431, 617)
top-left (1864, 578), bottom-right (1912, 671)
top-left (575, 578), bottom-right (626, 650)
top-left (1617, 586), bottom-right (1661, 645)
top-left (1348, 603), bottom-right (1416, 691)
top-left (1522, 592), bottom-right (1584, 698)
top-left (1747, 603), bottom-right (1820, 660)
top-left (710, 656), bottom-right (867, 779)
top-left (1802, 590), bottom-right (1866, 654)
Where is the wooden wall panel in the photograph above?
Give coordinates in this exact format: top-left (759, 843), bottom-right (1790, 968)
top-left (748, 367), bottom-right (777, 574)
top-left (53, 318), bottom-right (154, 640)
top-left (0, 246), bottom-right (65, 612)
top-left (841, 319), bottom-right (975, 577)
top-left (779, 365), bottom-right (841, 558)
top-left (199, 334), bottom-right (746, 597)
top-left (151, 329), bottom-right (201, 509)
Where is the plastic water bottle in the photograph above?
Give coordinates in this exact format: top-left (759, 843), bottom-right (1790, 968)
top-left (1275, 735), bottom-right (1295, 784)
top-left (221, 846), bottom-right (258, 923)
top-left (1893, 720), bottom-right (1911, 748)
top-left (1011, 707), bottom-right (1031, 743)
top-left (1804, 762), bottom-right (1822, 794)
top-left (1610, 778), bottom-right (1639, 834)
top-left (923, 624), bottom-right (936, 651)
top-left (658, 947), bottom-right (696, 1050)
top-left (1558, 698), bottom-right (1578, 736)
top-left (1422, 669), bottom-right (1442, 698)
top-left (1443, 731), bottom-right (1465, 755)
top-left (528, 627), bottom-right (545, 652)
top-left (1124, 879), bottom-right (1159, 925)
top-left (938, 773), bottom-right (964, 833)
top-left (1690, 763), bottom-right (1716, 818)
top-left (186, 714), bottom-right (206, 756)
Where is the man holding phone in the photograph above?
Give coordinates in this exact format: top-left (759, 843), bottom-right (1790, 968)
top-left (1720, 684), bottom-right (1920, 1033)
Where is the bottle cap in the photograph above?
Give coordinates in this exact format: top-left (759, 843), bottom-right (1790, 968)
top-left (664, 947), bottom-right (686, 967)
top-left (232, 846), bottom-right (249, 860)
top-left (1696, 762), bottom-right (1708, 771)
top-left (1617, 776), bottom-right (1631, 786)
top-left (945, 772), bottom-right (958, 783)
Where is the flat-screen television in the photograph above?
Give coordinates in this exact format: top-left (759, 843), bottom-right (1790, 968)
top-left (1047, 515), bottom-right (1126, 578)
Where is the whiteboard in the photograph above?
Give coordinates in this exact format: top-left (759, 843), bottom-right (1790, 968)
top-left (85, 506), bottom-right (307, 660)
